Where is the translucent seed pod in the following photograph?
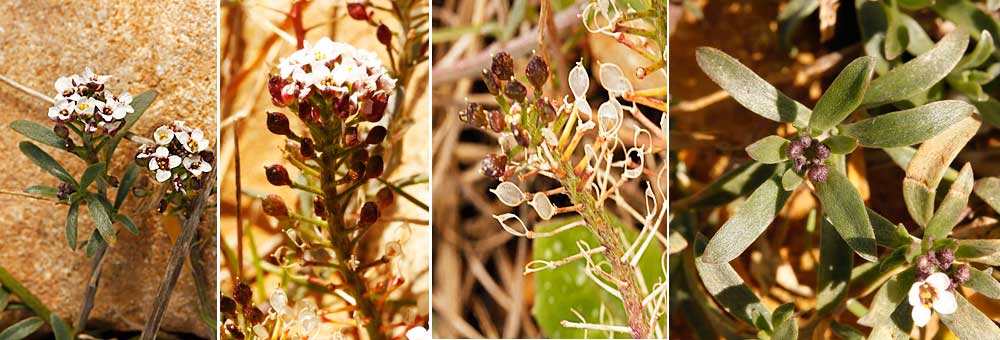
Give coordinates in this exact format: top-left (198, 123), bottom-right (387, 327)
top-left (541, 127), bottom-right (559, 146)
top-left (253, 325), bottom-right (269, 339)
top-left (530, 193), bottom-right (556, 220)
top-left (300, 308), bottom-right (318, 334)
top-left (569, 63), bottom-right (590, 100)
top-left (490, 181), bottom-right (526, 207)
top-left (492, 213), bottom-right (530, 237)
top-left (386, 240), bottom-right (402, 258)
top-left (599, 63), bottom-right (633, 95)
top-left (623, 147), bottom-right (645, 179)
top-left (574, 97), bottom-right (593, 120)
top-left (597, 97), bottom-right (624, 138)
top-left (270, 287), bottom-right (288, 314)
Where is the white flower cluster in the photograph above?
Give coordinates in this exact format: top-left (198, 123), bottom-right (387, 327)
top-left (271, 38), bottom-right (396, 121)
top-left (136, 121), bottom-right (212, 183)
top-left (48, 68), bottom-right (134, 135)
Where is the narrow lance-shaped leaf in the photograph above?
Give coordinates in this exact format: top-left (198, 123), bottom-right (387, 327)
top-left (695, 47), bottom-right (812, 126)
top-left (672, 162), bottom-right (780, 210)
top-left (85, 195), bottom-right (116, 245)
top-left (115, 163), bottom-right (140, 210)
top-left (745, 136), bottom-right (789, 164)
top-left (924, 163), bottom-right (973, 241)
top-left (50, 314), bottom-right (72, 340)
top-left (810, 56), bottom-right (876, 132)
top-left (903, 116), bottom-right (980, 226)
top-left (861, 30), bottom-right (969, 107)
top-left (695, 238), bottom-right (773, 327)
top-left (0, 317), bottom-right (44, 340)
top-left (702, 176), bottom-right (792, 264)
top-left (841, 100), bottom-right (973, 148)
top-left (80, 163), bottom-right (105, 190)
top-left (813, 166), bottom-right (878, 262)
top-left (10, 120), bottom-right (65, 149)
top-left (974, 177), bottom-right (1000, 213)
top-left (777, 0), bottom-right (819, 52)
top-left (965, 267), bottom-right (1000, 299)
top-left (900, 12), bottom-right (934, 54)
top-left (815, 220), bottom-right (853, 317)
top-left (771, 303), bottom-right (797, 340)
top-left (955, 31), bottom-right (996, 71)
top-left (66, 202), bottom-right (80, 249)
top-left (858, 270), bottom-right (914, 339)
top-left (867, 207), bottom-right (912, 248)
top-left (884, 0), bottom-right (909, 61)
top-left (18, 141), bottom-right (76, 186)
top-left (939, 294), bottom-right (1000, 339)
top-left (23, 185), bottom-right (57, 197)
top-left (856, 0), bottom-right (890, 74)
top-left (932, 0), bottom-right (1000, 58)
top-left (955, 239), bottom-right (1000, 265)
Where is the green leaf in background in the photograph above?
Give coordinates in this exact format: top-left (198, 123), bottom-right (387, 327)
top-left (810, 56), bottom-right (876, 132)
top-left (84, 229), bottom-right (104, 258)
top-left (695, 237), bottom-right (772, 329)
top-left (745, 136), bottom-right (789, 164)
top-left (829, 321), bottom-right (866, 340)
top-left (695, 47), bottom-right (812, 126)
top-left (823, 135), bottom-right (858, 155)
top-left (114, 163), bottom-right (140, 210)
top-left (974, 177), bottom-right (1000, 213)
top-left (85, 195), bottom-right (116, 245)
top-left (955, 31), bottom-right (996, 71)
top-left (777, 0), bottom-right (819, 52)
top-left (781, 168), bottom-right (803, 191)
top-left (965, 267), bottom-right (1000, 299)
top-left (702, 176), bottom-right (791, 264)
top-left (50, 314), bottom-right (72, 340)
top-left (858, 271), bottom-right (914, 339)
top-left (10, 120), bottom-right (65, 149)
top-left (117, 214), bottom-right (139, 234)
top-left (0, 317), bottom-right (43, 340)
top-left (23, 185), bottom-right (57, 198)
top-left (955, 239), bottom-right (1000, 266)
top-left (103, 90), bottom-right (157, 163)
top-left (924, 163), bottom-right (973, 242)
top-left (903, 116), bottom-right (981, 226)
top-left (18, 141), bottom-right (76, 186)
top-left (0, 288), bottom-right (8, 311)
top-left (815, 220), bottom-right (853, 317)
top-left (79, 163), bottom-right (105, 190)
top-left (856, 0), bottom-right (891, 74)
top-left (532, 217), bottom-right (664, 339)
top-left (932, 0), bottom-right (1000, 58)
top-left (842, 100), bottom-right (973, 148)
top-left (900, 12), bottom-right (934, 54)
top-left (898, 0), bottom-right (934, 9)
top-left (770, 303), bottom-right (797, 340)
top-left (973, 98), bottom-right (1000, 129)
top-left (884, 0), bottom-right (909, 61)
top-left (860, 30), bottom-right (969, 107)
top-left (672, 162), bottom-right (780, 210)
top-left (66, 202), bottom-right (79, 250)
top-left (939, 294), bottom-right (1000, 339)
top-left (813, 167), bottom-right (877, 262)
top-left (866, 208), bottom-right (912, 248)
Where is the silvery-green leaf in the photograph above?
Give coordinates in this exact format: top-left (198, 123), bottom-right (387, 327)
top-left (771, 303), bottom-right (797, 340)
top-left (858, 272), bottom-right (914, 339)
top-left (23, 185), bottom-right (57, 197)
top-left (898, 0), bottom-right (934, 9)
top-left (955, 31), bottom-right (995, 71)
top-left (823, 135), bottom-right (857, 154)
top-left (924, 163), bottom-right (973, 241)
top-left (117, 214), bottom-right (139, 234)
top-left (955, 239), bottom-right (1000, 265)
top-left (903, 116), bottom-right (980, 226)
top-left (66, 202), bottom-right (79, 249)
top-left (10, 120), bottom-right (65, 149)
top-left (18, 141), bottom-right (76, 186)
top-left (939, 294), bottom-right (1000, 339)
top-left (973, 98), bottom-right (1000, 129)
top-left (965, 267), bottom-right (1000, 299)
top-left (932, 0), bottom-right (1000, 59)
top-left (815, 220), bottom-right (852, 317)
top-left (746, 135), bottom-right (789, 164)
top-left (0, 317), bottom-right (43, 340)
top-left (695, 238), bottom-right (772, 327)
top-left (777, 0), bottom-right (819, 52)
top-left (702, 176), bottom-right (791, 264)
top-left (829, 322), bottom-right (865, 340)
top-left (814, 167), bottom-right (877, 262)
top-left (842, 100), bottom-right (974, 148)
top-left (86, 195), bottom-right (116, 245)
top-left (866, 208), bottom-right (912, 248)
top-left (781, 168), bottom-right (803, 191)
top-left (861, 30), bottom-right (969, 107)
top-left (672, 162), bottom-right (781, 210)
top-left (50, 314), bottom-right (72, 340)
top-left (974, 177), bottom-right (1000, 213)
top-left (696, 47), bottom-right (811, 126)
top-left (115, 163), bottom-right (140, 210)
top-left (900, 12), bottom-right (934, 54)
top-left (884, 1), bottom-right (909, 61)
top-left (80, 163), bottom-right (105, 190)
top-left (810, 56), bottom-right (876, 132)
top-left (856, 0), bottom-right (890, 74)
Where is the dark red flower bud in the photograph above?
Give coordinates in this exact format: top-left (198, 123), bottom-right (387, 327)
top-left (298, 101), bottom-right (319, 123)
top-left (363, 91), bottom-right (389, 122)
top-left (952, 264), bottom-right (970, 284)
top-left (262, 194), bottom-right (289, 219)
top-left (352, 149), bottom-right (369, 165)
top-left (512, 123), bottom-right (530, 147)
top-left (916, 255), bottom-right (935, 281)
top-left (487, 110), bottom-right (506, 133)
top-left (537, 97), bottom-right (557, 123)
top-left (481, 153), bottom-right (507, 179)
top-left (158, 199), bottom-right (168, 213)
top-left (347, 2), bottom-right (369, 21)
top-left (937, 248), bottom-right (955, 271)
top-left (245, 306), bottom-right (266, 325)
top-left (377, 23), bottom-right (392, 46)
top-left (265, 164), bottom-right (291, 186)
top-left (64, 138), bottom-right (76, 150)
top-left (300, 138), bottom-right (315, 159)
top-left (376, 187), bottom-right (394, 209)
top-left (313, 196), bottom-right (326, 217)
top-left (266, 111), bottom-right (292, 136)
top-left (359, 201), bottom-right (379, 226)
top-left (220, 295), bottom-right (237, 316)
top-left (226, 322), bottom-right (245, 339)
top-left (268, 75), bottom-right (289, 107)
top-left (491, 51), bottom-right (515, 80)
top-left (526, 55), bottom-right (549, 89)
top-left (807, 163), bottom-right (828, 182)
top-left (348, 161), bottom-right (365, 181)
top-left (366, 126), bottom-right (387, 145)
top-left (233, 281), bottom-right (252, 305)
top-left (365, 155), bottom-right (384, 179)
top-left (344, 126), bottom-right (361, 146)
top-left (53, 125), bottom-right (69, 139)
top-left (482, 69), bottom-right (501, 96)
top-left (504, 79), bottom-right (527, 102)
top-left (108, 176), bottom-right (120, 188)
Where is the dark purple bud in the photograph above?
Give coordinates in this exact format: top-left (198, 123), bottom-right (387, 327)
top-left (377, 24), bottom-right (392, 46)
top-left (108, 176), bottom-right (119, 188)
top-left (265, 164), bottom-right (291, 186)
top-left (220, 295), bottom-right (237, 316)
top-left (814, 142), bottom-right (830, 161)
top-left (936, 248), bottom-right (955, 271)
top-left (366, 126), bottom-right (387, 145)
top-left (359, 201), bottom-right (379, 226)
top-left (526, 55), bottom-right (549, 89)
top-left (491, 51), bottom-right (515, 80)
top-left (245, 306), bottom-right (265, 325)
top-left (376, 187), bottom-right (395, 209)
top-left (537, 97), bottom-right (557, 123)
top-left (300, 138), bottom-right (316, 159)
top-left (64, 138), bottom-right (76, 150)
top-left (504, 79), bottom-right (528, 102)
top-left (363, 91), bottom-right (389, 122)
top-left (792, 156), bottom-right (808, 173)
top-left (233, 281), bottom-right (252, 305)
top-left (807, 163), bottom-right (829, 182)
top-left (487, 110), bottom-right (506, 133)
top-left (266, 111), bottom-right (292, 136)
top-left (787, 140), bottom-right (805, 159)
top-left (262, 194), bottom-right (289, 219)
top-left (158, 199), bottom-right (168, 213)
top-left (200, 150), bottom-right (216, 164)
top-left (798, 134), bottom-right (812, 147)
top-left (226, 323), bottom-right (245, 339)
top-left (916, 255), bottom-right (935, 281)
top-left (512, 123), bottom-right (531, 147)
top-left (481, 153), bottom-right (508, 179)
top-left (313, 196), bottom-right (326, 218)
top-left (482, 69), bottom-right (501, 96)
top-left (365, 155), bottom-right (384, 179)
top-left (952, 264), bottom-right (970, 285)
top-left (53, 125), bottom-right (69, 139)
top-left (459, 102), bottom-right (486, 128)
top-left (344, 126), bottom-right (361, 147)
top-left (347, 2), bottom-right (369, 21)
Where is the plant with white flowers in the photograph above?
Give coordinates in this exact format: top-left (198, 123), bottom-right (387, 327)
top-left (135, 120), bottom-right (215, 214)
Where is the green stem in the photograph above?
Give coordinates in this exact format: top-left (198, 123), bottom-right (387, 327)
top-left (0, 264), bottom-right (54, 324)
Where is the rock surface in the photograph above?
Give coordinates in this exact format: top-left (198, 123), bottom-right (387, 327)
top-left (0, 1), bottom-right (217, 338)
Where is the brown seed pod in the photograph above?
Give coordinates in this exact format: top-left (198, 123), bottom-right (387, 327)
top-left (266, 111), bottom-right (292, 136)
top-left (481, 153), bottom-right (508, 179)
top-left (366, 126), bottom-right (388, 145)
top-left (262, 194), bottom-right (289, 219)
top-left (377, 23), bottom-right (392, 46)
top-left (344, 126), bottom-right (361, 146)
top-left (365, 155), bottom-right (384, 179)
top-left (487, 110), bottom-right (506, 133)
top-left (359, 201), bottom-right (380, 226)
top-left (526, 55), bottom-right (550, 89)
top-left (265, 164), bottom-right (292, 187)
top-left (504, 79), bottom-right (527, 102)
top-left (300, 138), bottom-right (316, 159)
top-left (491, 51), bottom-right (515, 80)
top-left (376, 187), bottom-right (395, 208)
top-left (233, 281), bottom-right (252, 305)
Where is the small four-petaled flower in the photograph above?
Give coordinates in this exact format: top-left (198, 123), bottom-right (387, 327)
top-left (908, 272), bottom-right (957, 327)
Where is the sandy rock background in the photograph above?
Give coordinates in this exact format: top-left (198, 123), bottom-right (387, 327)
top-left (0, 1), bottom-right (217, 337)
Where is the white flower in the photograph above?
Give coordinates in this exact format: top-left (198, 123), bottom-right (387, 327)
top-left (406, 327), bottom-right (430, 340)
top-left (79, 68), bottom-right (111, 84)
top-left (48, 100), bottom-right (75, 122)
top-left (74, 96), bottom-right (103, 117)
top-left (177, 128), bottom-right (209, 153)
top-left (908, 272), bottom-right (957, 327)
top-left (106, 91), bottom-right (133, 120)
top-left (148, 147), bottom-right (181, 182)
top-left (54, 76), bottom-right (77, 98)
top-left (182, 155), bottom-right (212, 176)
top-left (136, 144), bottom-right (157, 159)
top-left (153, 125), bottom-right (175, 145)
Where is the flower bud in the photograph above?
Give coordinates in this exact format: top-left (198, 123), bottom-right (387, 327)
top-left (481, 153), bottom-right (507, 179)
top-left (108, 176), bottom-right (120, 188)
top-left (482, 69), bottom-right (501, 96)
top-left (200, 150), bottom-right (216, 164)
top-left (298, 101), bottom-right (319, 123)
top-left (347, 2), bottom-right (369, 21)
top-left (366, 126), bottom-right (388, 145)
top-left (344, 126), bottom-right (361, 146)
top-left (220, 295), bottom-right (237, 316)
top-left (365, 155), bottom-right (384, 179)
top-left (313, 196), bottom-right (326, 217)
top-left (352, 149), bottom-right (370, 165)
top-left (504, 79), bottom-right (527, 102)
top-left (526, 55), bottom-right (549, 89)
top-left (814, 142), bottom-right (830, 161)
top-left (537, 97), bottom-right (557, 123)
top-left (64, 138), bottom-right (76, 150)
top-left (268, 75), bottom-right (289, 107)
top-left (491, 51), bottom-right (515, 80)
top-left (265, 164), bottom-right (291, 186)
top-left (300, 138), bottom-right (316, 159)
top-left (807, 163), bottom-right (828, 182)
top-left (936, 248), bottom-right (955, 270)
top-left (792, 156), bottom-right (808, 173)
top-left (262, 194), bottom-right (289, 219)
top-left (363, 91), bottom-right (389, 122)
top-left (158, 199), bottom-right (168, 213)
top-left (245, 305), bottom-right (266, 325)
top-left (916, 255), bottom-right (935, 281)
top-left (487, 110), bottom-right (506, 133)
top-left (798, 134), bottom-right (812, 147)
top-left (359, 201), bottom-right (379, 226)
top-left (233, 281), bottom-right (252, 305)
top-left (266, 111), bottom-right (292, 136)
top-left (459, 102), bottom-right (486, 128)
top-left (377, 23), bottom-right (392, 46)
top-left (512, 123), bottom-right (531, 147)
top-left (348, 161), bottom-right (365, 181)
top-left (53, 125), bottom-right (69, 139)
top-left (56, 182), bottom-right (76, 200)
top-left (787, 140), bottom-right (805, 159)
top-left (226, 322), bottom-right (245, 339)
top-left (376, 187), bottom-right (394, 208)
top-left (952, 264), bottom-right (970, 284)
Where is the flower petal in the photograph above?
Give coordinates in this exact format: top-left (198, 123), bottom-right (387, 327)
top-left (927, 272), bottom-right (952, 291)
top-left (912, 304), bottom-right (932, 327)
top-left (908, 281), bottom-right (923, 307)
top-left (155, 170), bottom-right (171, 183)
top-left (932, 290), bottom-right (957, 315)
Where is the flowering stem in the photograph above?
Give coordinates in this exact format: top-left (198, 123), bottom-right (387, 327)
top-left (76, 242), bottom-right (107, 331)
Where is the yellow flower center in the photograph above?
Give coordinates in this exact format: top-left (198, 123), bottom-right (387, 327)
top-left (919, 283), bottom-right (936, 307)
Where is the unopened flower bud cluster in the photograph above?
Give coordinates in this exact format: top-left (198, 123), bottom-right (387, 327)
top-left (48, 68), bottom-right (133, 137)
